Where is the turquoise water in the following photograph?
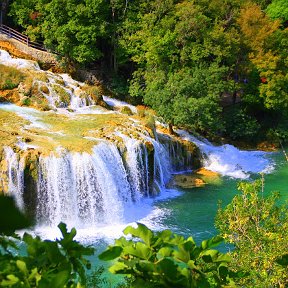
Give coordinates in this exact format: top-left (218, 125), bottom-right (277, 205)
top-left (88, 150), bottom-right (288, 286)
top-left (152, 152), bottom-right (288, 244)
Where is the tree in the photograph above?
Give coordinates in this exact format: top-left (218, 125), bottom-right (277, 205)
top-left (216, 179), bottom-right (288, 287)
top-left (9, 0), bottom-right (108, 64)
top-left (266, 0), bottom-right (288, 26)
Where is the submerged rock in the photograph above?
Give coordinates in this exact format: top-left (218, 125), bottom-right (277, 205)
top-left (195, 168), bottom-right (219, 177)
top-left (170, 174), bottom-right (206, 189)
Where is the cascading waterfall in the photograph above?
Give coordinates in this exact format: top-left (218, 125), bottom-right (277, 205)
top-left (2, 136), bottom-right (173, 228)
top-left (1, 147), bottom-right (25, 210)
top-left (36, 142), bottom-right (135, 226)
top-left (116, 133), bottom-right (149, 199)
top-left (178, 130), bottom-right (274, 178)
top-left (0, 49), bottom-right (197, 231)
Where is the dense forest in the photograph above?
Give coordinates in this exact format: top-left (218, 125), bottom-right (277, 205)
top-left (3, 0), bottom-right (287, 143)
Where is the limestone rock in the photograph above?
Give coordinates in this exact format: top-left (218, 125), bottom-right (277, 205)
top-left (171, 174), bottom-right (206, 189)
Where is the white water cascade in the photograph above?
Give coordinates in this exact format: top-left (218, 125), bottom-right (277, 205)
top-left (36, 142), bottom-right (134, 226)
top-left (1, 147), bottom-right (25, 210)
top-left (1, 135), bottom-right (174, 228)
top-left (178, 130), bottom-right (274, 179)
top-left (0, 48), bottom-right (278, 243)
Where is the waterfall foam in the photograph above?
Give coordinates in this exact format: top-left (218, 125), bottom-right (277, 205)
top-left (29, 136), bottom-right (172, 228)
top-left (177, 130), bottom-right (274, 179)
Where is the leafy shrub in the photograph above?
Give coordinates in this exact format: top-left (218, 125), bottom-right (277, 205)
top-left (224, 107), bottom-right (260, 140)
top-left (21, 97), bottom-right (31, 106)
top-left (0, 195), bottom-right (94, 288)
top-left (99, 223), bottom-right (237, 287)
top-left (216, 179), bottom-right (288, 287)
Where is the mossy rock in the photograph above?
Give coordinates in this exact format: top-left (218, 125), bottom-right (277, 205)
top-left (55, 78), bottom-right (65, 86)
top-left (40, 85), bottom-right (49, 94)
top-left (82, 85), bottom-right (103, 104)
top-left (53, 84), bottom-right (71, 107)
top-left (0, 64), bottom-right (25, 90)
top-left (0, 90), bottom-right (20, 104)
top-left (171, 174), bottom-right (206, 189)
top-left (120, 106), bottom-right (133, 116)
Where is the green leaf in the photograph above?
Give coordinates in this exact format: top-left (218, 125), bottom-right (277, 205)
top-left (201, 235), bottom-right (223, 250)
top-left (39, 270), bottom-right (70, 288)
top-left (157, 247), bottom-right (172, 258)
top-left (99, 246), bottom-right (123, 261)
top-left (16, 260), bottom-right (28, 274)
top-left (58, 222), bottom-right (77, 246)
top-left (173, 247), bottom-right (190, 263)
top-left (214, 253), bottom-right (232, 263)
top-left (109, 262), bottom-right (129, 274)
top-left (28, 268), bottom-right (41, 285)
top-left (218, 263), bottom-right (229, 278)
top-left (1, 274), bottom-right (19, 286)
top-left (123, 223), bottom-right (154, 247)
top-left (156, 258), bottom-right (178, 279)
top-left (200, 249), bottom-right (219, 263)
top-left (123, 242), bottom-right (153, 260)
top-left (157, 229), bottom-right (172, 241)
top-left (44, 241), bottom-right (65, 264)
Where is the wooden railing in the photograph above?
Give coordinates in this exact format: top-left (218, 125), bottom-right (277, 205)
top-left (0, 24), bottom-right (49, 52)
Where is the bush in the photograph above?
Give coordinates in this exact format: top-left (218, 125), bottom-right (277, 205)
top-left (0, 195), bottom-right (94, 288)
top-left (99, 223), bottom-right (237, 287)
top-left (216, 179), bottom-right (288, 287)
top-left (224, 107), bottom-right (260, 140)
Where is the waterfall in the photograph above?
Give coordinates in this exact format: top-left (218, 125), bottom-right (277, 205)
top-left (2, 147), bottom-right (25, 210)
top-left (36, 142), bottom-right (130, 226)
top-left (151, 138), bottom-right (172, 190)
top-left (116, 133), bottom-right (149, 199)
top-left (25, 137), bottom-right (172, 227)
top-left (177, 130), bottom-right (274, 178)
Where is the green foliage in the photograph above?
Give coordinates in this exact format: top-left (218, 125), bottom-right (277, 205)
top-left (10, 0), bottom-right (108, 63)
top-left (99, 223), bottom-right (237, 287)
top-left (266, 0), bottom-right (288, 24)
top-left (216, 179), bottom-right (288, 287)
top-left (0, 195), bottom-right (32, 234)
top-left (224, 107), bottom-right (260, 140)
top-left (0, 195), bottom-right (94, 287)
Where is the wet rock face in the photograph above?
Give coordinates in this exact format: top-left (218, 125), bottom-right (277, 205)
top-left (22, 150), bottom-right (39, 218)
top-left (158, 133), bottom-right (202, 171)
